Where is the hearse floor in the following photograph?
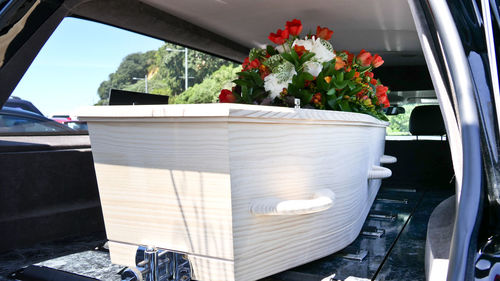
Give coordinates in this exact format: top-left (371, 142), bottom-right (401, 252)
top-left (0, 187), bottom-right (453, 281)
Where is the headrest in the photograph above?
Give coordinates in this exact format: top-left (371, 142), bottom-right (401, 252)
top-left (409, 105), bottom-right (446, 136)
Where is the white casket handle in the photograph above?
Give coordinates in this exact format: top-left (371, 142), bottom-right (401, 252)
top-left (368, 165), bottom-right (392, 179)
top-left (380, 155), bottom-right (397, 164)
top-left (249, 189), bottom-right (335, 216)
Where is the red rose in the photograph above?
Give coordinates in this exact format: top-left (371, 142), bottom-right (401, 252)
top-left (286, 19), bottom-right (303, 36)
top-left (268, 28), bottom-right (289, 45)
top-left (376, 85), bottom-right (388, 96)
top-left (378, 93), bottom-right (390, 108)
top-left (365, 72), bottom-right (374, 79)
top-left (370, 78), bottom-right (378, 85)
top-left (376, 85), bottom-right (390, 108)
top-left (242, 57), bottom-right (261, 71)
top-left (316, 26), bottom-right (334, 40)
top-left (346, 51), bottom-right (355, 65)
top-left (357, 49), bottom-right (373, 66)
top-left (293, 45), bottom-right (307, 58)
top-left (219, 89), bottom-right (236, 103)
top-left (371, 54), bottom-right (384, 68)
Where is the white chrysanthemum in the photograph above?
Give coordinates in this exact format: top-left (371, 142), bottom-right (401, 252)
top-left (264, 74), bottom-right (287, 99)
top-left (264, 61), bottom-right (296, 99)
top-left (303, 61), bottom-right (323, 77)
top-left (275, 44), bottom-right (291, 54)
top-left (293, 37), bottom-right (335, 63)
top-left (310, 37), bottom-right (335, 63)
top-left (292, 38), bottom-right (314, 51)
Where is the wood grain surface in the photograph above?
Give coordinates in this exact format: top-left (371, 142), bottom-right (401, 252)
top-left (80, 104), bottom-right (389, 281)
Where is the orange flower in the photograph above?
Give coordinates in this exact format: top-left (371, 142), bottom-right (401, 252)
top-left (286, 19), bottom-right (303, 36)
top-left (316, 26), bottom-right (334, 40)
top-left (357, 49), bottom-right (373, 66)
top-left (324, 76), bottom-right (332, 83)
top-left (371, 54), bottom-right (384, 68)
top-left (335, 57), bottom-right (346, 70)
top-left (259, 65), bottom-right (270, 79)
top-left (313, 93), bottom-right (322, 105)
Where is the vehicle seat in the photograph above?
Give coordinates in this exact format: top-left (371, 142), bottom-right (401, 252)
top-left (383, 105), bottom-right (454, 189)
top-left (409, 105), bottom-right (446, 139)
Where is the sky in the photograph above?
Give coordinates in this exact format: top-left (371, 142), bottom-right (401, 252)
top-left (11, 17), bottom-right (165, 116)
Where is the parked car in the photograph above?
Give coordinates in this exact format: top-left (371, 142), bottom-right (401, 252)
top-left (62, 120), bottom-right (88, 131)
top-left (3, 96), bottom-right (44, 116)
top-left (50, 114), bottom-right (72, 124)
top-left (0, 106), bottom-right (76, 134)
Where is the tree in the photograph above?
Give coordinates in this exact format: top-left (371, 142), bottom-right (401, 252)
top-left (172, 65), bottom-right (240, 104)
top-left (95, 42), bottom-right (237, 105)
top-left (386, 104), bottom-right (417, 135)
top-left (97, 51), bottom-right (157, 103)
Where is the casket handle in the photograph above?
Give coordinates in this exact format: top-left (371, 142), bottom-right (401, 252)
top-left (380, 155), bottom-right (397, 164)
top-left (249, 189), bottom-right (335, 216)
top-left (368, 165), bottom-right (392, 179)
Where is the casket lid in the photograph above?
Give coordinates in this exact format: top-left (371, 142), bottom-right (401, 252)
top-left (77, 104), bottom-right (389, 127)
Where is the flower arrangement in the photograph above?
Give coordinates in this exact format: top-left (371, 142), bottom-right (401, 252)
top-left (219, 19), bottom-right (390, 121)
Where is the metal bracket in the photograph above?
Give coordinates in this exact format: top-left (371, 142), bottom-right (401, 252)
top-left (341, 248), bottom-right (368, 261)
top-left (369, 211), bottom-right (397, 221)
top-left (121, 246), bottom-right (192, 281)
top-left (376, 198), bottom-right (409, 204)
top-left (361, 226), bottom-right (385, 238)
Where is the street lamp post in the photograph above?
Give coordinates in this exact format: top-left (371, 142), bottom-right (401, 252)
top-left (166, 47), bottom-right (190, 92)
top-left (132, 74), bottom-right (148, 93)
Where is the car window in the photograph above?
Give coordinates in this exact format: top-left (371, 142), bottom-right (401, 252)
top-left (0, 114), bottom-right (68, 133)
top-left (386, 103), bottom-right (445, 140)
top-left (9, 17), bottom-right (237, 136)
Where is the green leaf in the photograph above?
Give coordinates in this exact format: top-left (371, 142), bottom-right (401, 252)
top-left (333, 80), bottom-right (348, 89)
top-left (236, 71), bottom-right (250, 77)
top-left (345, 69), bottom-right (356, 80)
top-left (250, 72), bottom-right (264, 87)
top-left (326, 88), bottom-right (337, 96)
top-left (300, 53), bottom-right (315, 64)
top-left (336, 71), bottom-right (344, 82)
top-left (302, 72), bottom-right (314, 82)
top-left (301, 90), bottom-right (313, 105)
top-left (339, 100), bottom-right (352, 111)
top-left (317, 74), bottom-right (328, 91)
top-left (347, 81), bottom-right (356, 90)
top-left (327, 96), bottom-right (338, 109)
top-left (281, 53), bottom-right (294, 64)
top-left (358, 66), bottom-right (372, 73)
top-left (266, 45), bottom-right (278, 56)
top-left (288, 84), bottom-right (299, 95)
top-left (291, 50), bottom-right (300, 65)
top-left (234, 79), bottom-right (252, 87)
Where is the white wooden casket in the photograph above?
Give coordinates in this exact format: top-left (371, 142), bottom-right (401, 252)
top-left (78, 103), bottom-right (393, 281)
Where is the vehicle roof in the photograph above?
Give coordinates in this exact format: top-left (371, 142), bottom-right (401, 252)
top-left (5, 97), bottom-right (44, 116)
top-left (0, 106), bottom-right (50, 120)
top-left (144, 0), bottom-right (422, 65)
top-left (70, 0), bottom-right (424, 66)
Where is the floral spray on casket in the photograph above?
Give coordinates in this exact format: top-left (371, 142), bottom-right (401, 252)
top-left (219, 19), bottom-right (390, 121)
